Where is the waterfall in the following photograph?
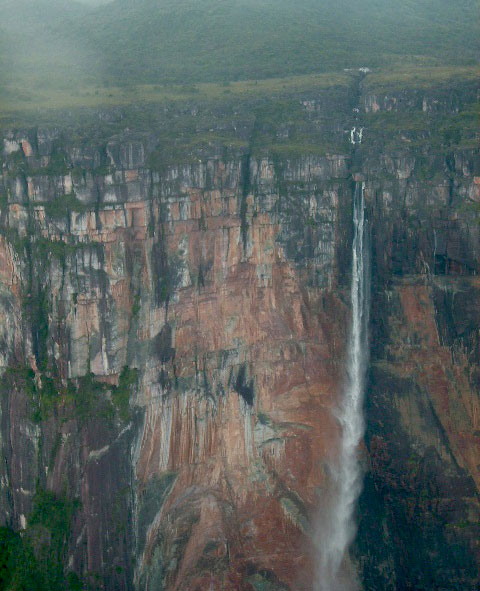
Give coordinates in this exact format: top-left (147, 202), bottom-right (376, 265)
top-left (315, 182), bottom-right (370, 590)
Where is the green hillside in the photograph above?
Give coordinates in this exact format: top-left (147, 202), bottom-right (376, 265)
top-left (78, 0), bottom-right (479, 84)
top-left (0, 0), bottom-right (478, 116)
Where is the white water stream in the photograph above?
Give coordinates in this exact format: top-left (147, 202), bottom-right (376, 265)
top-left (316, 182), bottom-right (370, 590)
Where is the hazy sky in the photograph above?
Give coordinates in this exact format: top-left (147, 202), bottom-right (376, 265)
top-left (76, 0), bottom-right (112, 5)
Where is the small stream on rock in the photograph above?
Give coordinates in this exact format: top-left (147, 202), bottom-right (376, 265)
top-left (316, 181), bottom-right (370, 590)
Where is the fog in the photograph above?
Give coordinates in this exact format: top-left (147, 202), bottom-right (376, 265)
top-left (0, 0), bottom-right (477, 114)
top-left (76, 0), bottom-right (112, 4)
top-left (0, 0), bottom-right (103, 110)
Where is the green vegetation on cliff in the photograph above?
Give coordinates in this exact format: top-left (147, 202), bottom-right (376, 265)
top-left (0, 489), bottom-right (80, 591)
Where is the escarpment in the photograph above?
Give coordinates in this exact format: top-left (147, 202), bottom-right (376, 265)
top-left (0, 75), bottom-right (479, 590)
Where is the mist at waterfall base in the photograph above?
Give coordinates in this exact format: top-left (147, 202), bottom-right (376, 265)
top-left (314, 183), bottom-right (370, 591)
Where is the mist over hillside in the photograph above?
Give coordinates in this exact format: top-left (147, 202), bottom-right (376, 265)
top-left (0, 0), bottom-right (98, 96)
top-left (0, 0), bottom-right (478, 102)
top-left (80, 0), bottom-right (479, 84)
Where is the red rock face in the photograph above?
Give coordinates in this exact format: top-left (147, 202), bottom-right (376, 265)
top-left (0, 119), bottom-right (479, 590)
top-left (115, 161), bottom-right (352, 590)
top-left (135, 187), bottom-right (348, 590)
top-left (396, 280), bottom-right (480, 489)
top-left (0, 137), bottom-right (355, 589)
top-left (358, 274), bottom-right (480, 587)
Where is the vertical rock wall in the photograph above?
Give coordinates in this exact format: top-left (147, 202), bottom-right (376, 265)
top-left (0, 79), bottom-right (478, 589)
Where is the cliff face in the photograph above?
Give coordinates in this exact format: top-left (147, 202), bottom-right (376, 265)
top-left (356, 150), bottom-right (480, 589)
top-left (0, 77), bottom-right (479, 590)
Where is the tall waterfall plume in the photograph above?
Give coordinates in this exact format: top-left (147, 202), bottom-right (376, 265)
top-left (315, 181), bottom-right (370, 590)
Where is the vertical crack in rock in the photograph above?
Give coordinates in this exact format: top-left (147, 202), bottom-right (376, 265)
top-left (233, 363), bottom-right (254, 407)
top-left (239, 153), bottom-right (251, 255)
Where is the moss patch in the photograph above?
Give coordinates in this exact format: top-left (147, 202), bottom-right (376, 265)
top-left (112, 366), bottom-right (139, 422)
